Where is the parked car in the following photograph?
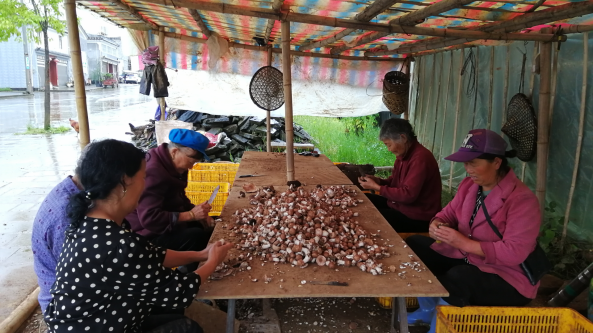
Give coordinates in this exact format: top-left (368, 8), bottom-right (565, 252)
top-left (125, 73), bottom-right (142, 84)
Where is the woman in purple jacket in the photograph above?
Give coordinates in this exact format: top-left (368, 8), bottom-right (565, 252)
top-left (405, 129), bottom-right (541, 332)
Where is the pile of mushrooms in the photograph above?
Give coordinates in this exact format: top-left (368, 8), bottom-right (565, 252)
top-left (231, 185), bottom-right (391, 275)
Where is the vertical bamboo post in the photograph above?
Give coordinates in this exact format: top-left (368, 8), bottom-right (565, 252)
top-left (487, 47), bottom-right (494, 130)
top-left (421, 54), bottom-right (436, 143)
top-left (438, 51), bottom-right (453, 165)
top-left (412, 57), bottom-right (424, 128)
top-left (561, 32), bottom-right (588, 250)
top-left (65, 0), bottom-right (90, 149)
top-left (158, 28), bottom-right (166, 121)
top-left (501, 45), bottom-right (510, 139)
top-left (549, 43), bottom-right (560, 122)
top-left (536, 30), bottom-right (552, 218)
top-left (266, 47), bottom-right (273, 152)
top-left (430, 52), bottom-right (444, 153)
top-left (281, 20), bottom-right (295, 182)
top-left (449, 48), bottom-right (464, 191)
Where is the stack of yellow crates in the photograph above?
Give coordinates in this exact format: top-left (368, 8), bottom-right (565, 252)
top-left (186, 163), bottom-right (239, 216)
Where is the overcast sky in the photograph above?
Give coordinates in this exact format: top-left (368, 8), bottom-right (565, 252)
top-left (76, 7), bottom-right (138, 56)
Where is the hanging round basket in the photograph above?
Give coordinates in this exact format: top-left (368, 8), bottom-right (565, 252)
top-left (249, 66), bottom-right (285, 111)
top-left (501, 93), bottom-right (537, 162)
top-left (382, 71), bottom-right (410, 115)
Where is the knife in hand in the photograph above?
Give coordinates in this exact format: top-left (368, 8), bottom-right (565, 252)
top-left (208, 185), bottom-right (220, 205)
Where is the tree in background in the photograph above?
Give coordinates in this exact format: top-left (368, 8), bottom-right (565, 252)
top-left (0, 0), bottom-right (66, 129)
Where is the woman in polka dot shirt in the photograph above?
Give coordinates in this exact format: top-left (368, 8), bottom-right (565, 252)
top-left (44, 139), bottom-right (232, 333)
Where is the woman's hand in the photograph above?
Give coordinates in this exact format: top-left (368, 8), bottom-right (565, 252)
top-left (358, 176), bottom-right (381, 191)
top-left (431, 222), bottom-right (485, 257)
top-left (207, 240), bottom-right (233, 266)
top-left (190, 201), bottom-right (212, 220)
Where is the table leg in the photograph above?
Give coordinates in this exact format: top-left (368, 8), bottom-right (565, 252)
top-left (226, 299), bottom-right (236, 333)
top-left (390, 297), bottom-right (408, 333)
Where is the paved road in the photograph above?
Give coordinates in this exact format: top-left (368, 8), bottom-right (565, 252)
top-left (0, 84), bottom-right (156, 321)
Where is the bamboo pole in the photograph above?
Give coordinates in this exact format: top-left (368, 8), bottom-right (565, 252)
top-left (549, 43), bottom-right (559, 122)
top-left (449, 48), bottom-right (464, 191)
top-left (501, 44), bottom-right (510, 139)
top-left (421, 54), bottom-right (436, 143)
top-left (158, 28), bottom-right (166, 121)
top-left (162, 32), bottom-right (401, 62)
top-left (264, 0), bottom-right (283, 43)
top-left (536, 30), bottom-right (552, 218)
top-left (430, 52), bottom-right (444, 153)
top-left (281, 20), bottom-right (295, 182)
top-left (188, 9), bottom-right (213, 38)
top-left (438, 51), bottom-right (454, 165)
top-left (522, 41), bottom-right (539, 182)
top-left (365, 0), bottom-right (590, 57)
top-left (266, 47), bottom-right (273, 153)
top-left (65, 0), bottom-right (90, 148)
top-left (487, 47), bottom-right (495, 130)
top-left (561, 32), bottom-right (588, 251)
top-left (299, 0), bottom-right (399, 52)
top-left (413, 57), bottom-right (425, 128)
top-left (0, 287), bottom-right (40, 333)
top-left (138, 0), bottom-right (566, 43)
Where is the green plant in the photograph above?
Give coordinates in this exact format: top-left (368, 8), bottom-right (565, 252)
top-left (16, 124), bottom-right (71, 135)
top-left (294, 116), bottom-right (393, 166)
top-left (539, 201), bottom-right (593, 280)
top-left (0, 87), bottom-right (11, 92)
top-left (103, 73), bottom-right (113, 79)
top-left (340, 115), bottom-right (380, 136)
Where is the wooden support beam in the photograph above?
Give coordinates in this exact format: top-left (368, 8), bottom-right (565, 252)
top-left (158, 28), bottom-right (167, 121)
top-left (188, 9), bottom-right (212, 38)
top-left (367, 1), bottom-right (592, 56)
top-left (559, 24), bottom-right (593, 34)
top-left (331, 0), bottom-right (475, 54)
top-left (299, 0), bottom-right (400, 52)
top-left (282, 20), bottom-right (295, 182)
top-left (163, 31), bottom-right (402, 62)
top-left (264, 0), bottom-right (284, 44)
top-left (135, 0), bottom-right (565, 43)
top-left (108, 0), bottom-right (158, 30)
top-left (536, 29), bottom-right (552, 220)
top-left (66, 0), bottom-right (90, 148)
top-left (266, 47), bottom-right (273, 153)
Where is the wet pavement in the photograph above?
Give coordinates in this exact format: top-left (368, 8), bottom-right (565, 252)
top-left (0, 84), bottom-right (156, 321)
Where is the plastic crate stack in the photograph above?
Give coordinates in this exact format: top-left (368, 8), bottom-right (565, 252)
top-left (186, 163), bottom-right (239, 216)
top-left (436, 306), bottom-right (593, 333)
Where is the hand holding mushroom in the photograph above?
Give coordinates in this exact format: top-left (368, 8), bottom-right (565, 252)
top-left (358, 176), bottom-right (381, 191)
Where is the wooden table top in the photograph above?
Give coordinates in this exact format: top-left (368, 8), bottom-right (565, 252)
top-left (198, 184), bottom-right (448, 300)
top-left (233, 151), bottom-right (353, 187)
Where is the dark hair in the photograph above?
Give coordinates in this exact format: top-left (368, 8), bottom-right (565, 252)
top-left (167, 141), bottom-right (204, 160)
top-left (379, 118), bottom-right (417, 142)
top-left (67, 139), bottom-right (145, 232)
top-left (477, 150), bottom-right (517, 178)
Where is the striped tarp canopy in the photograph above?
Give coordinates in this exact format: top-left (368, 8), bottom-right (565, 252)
top-left (76, 0), bottom-right (593, 59)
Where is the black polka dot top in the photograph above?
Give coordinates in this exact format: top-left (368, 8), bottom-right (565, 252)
top-left (44, 217), bottom-right (200, 332)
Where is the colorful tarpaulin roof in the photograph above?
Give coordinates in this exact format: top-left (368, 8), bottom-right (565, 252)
top-left (76, 0), bottom-right (593, 58)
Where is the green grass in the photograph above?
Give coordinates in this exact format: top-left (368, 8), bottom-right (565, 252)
top-left (294, 116), bottom-right (394, 166)
top-left (16, 125), bottom-right (71, 135)
top-left (0, 87), bottom-right (12, 92)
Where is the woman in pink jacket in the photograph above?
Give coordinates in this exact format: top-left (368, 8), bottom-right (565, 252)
top-left (405, 129), bottom-right (541, 332)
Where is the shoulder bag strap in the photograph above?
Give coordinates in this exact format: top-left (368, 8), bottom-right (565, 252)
top-left (481, 201), bottom-right (503, 239)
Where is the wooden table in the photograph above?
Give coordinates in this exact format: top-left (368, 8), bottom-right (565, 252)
top-left (233, 151), bottom-right (353, 187)
top-left (200, 183), bottom-right (448, 332)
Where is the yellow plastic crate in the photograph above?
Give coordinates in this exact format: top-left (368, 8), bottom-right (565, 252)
top-left (436, 306), bottom-right (593, 333)
top-left (192, 163), bottom-right (239, 171)
top-left (185, 182), bottom-right (230, 193)
top-left (185, 191), bottom-right (229, 216)
top-left (375, 297), bottom-right (419, 310)
top-left (188, 170), bottom-right (237, 184)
